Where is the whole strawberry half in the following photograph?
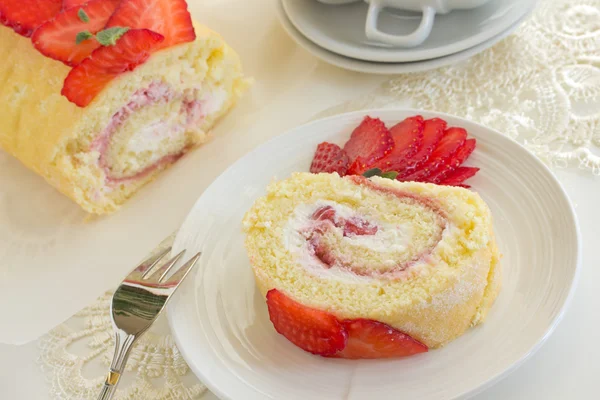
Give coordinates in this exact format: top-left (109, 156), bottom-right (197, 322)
top-left (0, 0), bottom-right (62, 37)
top-left (32, 0), bottom-right (121, 66)
top-left (62, 29), bottom-right (165, 107)
top-left (106, 0), bottom-right (196, 50)
top-left (266, 289), bottom-right (428, 358)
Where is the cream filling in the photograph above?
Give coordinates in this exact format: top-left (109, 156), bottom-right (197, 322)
top-left (283, 201), bottom-right (417, 283)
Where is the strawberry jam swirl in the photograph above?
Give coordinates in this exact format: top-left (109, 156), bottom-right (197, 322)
top-left (283, 176), bottom-right (448, 281)
top-left (90, 81), bottom-right (205, 185)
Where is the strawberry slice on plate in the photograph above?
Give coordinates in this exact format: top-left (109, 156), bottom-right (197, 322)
top-left (399, 127), bottom-right (467, 182)
top-left (106, 0), bottom-right (196, 50)
top-left (372, 115), bottom-right (424, 173)
top-left (32, 0), bottom-right (121, 66)
top-left (266, 289), bottom-right (347, 356)
top-left (62, 29), bottom-right (165, 107)
top-left (428, 138), bottom-right (476, 183)
top-left (310, 142), bottom-right (350, 175)
top-left (397, 118), bottom-right (446, 177)
top-left (333, 319), bottom-right (428, 359)
top-left (344, 116), bottom-right (394, 175)
top-left (0, 0), bottom-right (62, 37)
top-left (441, 166), bottom-right (480, 186)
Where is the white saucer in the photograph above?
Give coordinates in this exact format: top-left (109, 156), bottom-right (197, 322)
top-left (283, 0), bottom-right (536, 63)
top-left (167, 109), bottom-right (580, 400)
top-left (277, 0), bottom-right (532, 75)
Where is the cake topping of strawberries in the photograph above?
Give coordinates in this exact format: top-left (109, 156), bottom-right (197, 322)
top-left (32, 0), bottom-right (122, 66)
top-left (62, 29), bottom-right (165, 107)
top-left (106, 0), bottom-right (196, 50)
top-left (0, 0), bottom-right (62, 37)
top-left (310, 142), bottom-right (350, 175)
top-left (334, 319), bottom-right (428, 359)
top-left (344, 116), bottom-right (394, 175)
top-left (266, 289), bottom-right (347, 356)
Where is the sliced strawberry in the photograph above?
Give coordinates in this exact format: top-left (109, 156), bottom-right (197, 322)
top-left (32, 0), bottom-right (121, 66)
top-left (0, 0), bottom-right (62, 37)
top-left (441, 166), bottom-right (479, 186)
top-left (310, 142), bottom-right (350, 175)
top-left (396, 118), bottom-right (446, 177)
top-left (343, 116), bottom-right (394, 175)
top-left (334, 319), bottom-right (427, 359)
top-left (62, 29), bottom-right (164, 107)
top-left (399, 127), bottom-right (467, 182)
top-left (106, 0), bottom-right (196, 50)
top-left (372, 116), bottom-right (424, 173)
top-left (266, 289), bottom-right (347, 356)
top-left (427, 138), bottom-right (476, 183)
top-left (62, 0), bottom-right (90, 10)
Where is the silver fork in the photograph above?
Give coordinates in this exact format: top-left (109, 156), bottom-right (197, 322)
top-left (97, 245), bottom-right (201, 400)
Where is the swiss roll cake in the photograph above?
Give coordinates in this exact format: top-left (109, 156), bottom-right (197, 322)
top-left (0, 0), bottom-right (246, 214)
top-left (243, 172), bottom-right (500, 358)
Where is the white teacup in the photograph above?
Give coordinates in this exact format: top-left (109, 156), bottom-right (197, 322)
top-left (317, 0), bottom-right (492, 48)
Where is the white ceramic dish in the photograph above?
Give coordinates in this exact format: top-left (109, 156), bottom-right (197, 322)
top-left (167, 109), bottom-right (581, 400)
top-left (277, 0), bottom-right (531, 75)
top-left (283, 0), bottom-right (536, 63)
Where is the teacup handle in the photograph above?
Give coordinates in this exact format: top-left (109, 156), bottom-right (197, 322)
top-left (365, 1), bottom-right (436, 47)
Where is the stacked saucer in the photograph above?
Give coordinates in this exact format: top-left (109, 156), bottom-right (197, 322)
top-left (277, 0), bottom-right (537, 74)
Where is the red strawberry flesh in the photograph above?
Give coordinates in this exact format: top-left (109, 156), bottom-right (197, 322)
top-left (106, 0), bottom-right (196, 50)
top-left (399, 127), bottom-right (467, 182)
top-left (62, 0), bottom-right (91, 9)
top-left (441, 166), bottom-right (479, 186)
top-left (62, 29), bottom-right (165, 107)
top-left (266, 289), bottom-right (347, 356)
top-left (397, 118), bottom-right (446, 178)
top-left (310, 142), bottom-right (350, 175)
top-left (344, 116), bottom-right (394, 175)
top-left (0, 0), bottom-right (62, 37)
top-left (372, 115), bottom-right (424, 173)
top-left (334, 319), bottom-right (428, 359)
top-left (32, 0), bottom-right (121, 66)
top-left (428, 138), bottom-right (476, 183)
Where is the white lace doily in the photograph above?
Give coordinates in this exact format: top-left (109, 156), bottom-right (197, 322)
top-left (38, 0), bottom-right (600, 398)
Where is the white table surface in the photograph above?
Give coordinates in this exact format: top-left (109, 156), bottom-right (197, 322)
top-left (1, 0), bottom-right (598, 398)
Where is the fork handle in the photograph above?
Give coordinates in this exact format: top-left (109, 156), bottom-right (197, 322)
top-left (97, 330), bottom-right (137, 400)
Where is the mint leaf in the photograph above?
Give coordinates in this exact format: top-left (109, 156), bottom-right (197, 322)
top-left (362, 168), bottom-right (382, 178)
top-left (77, 8), bottom-right (90, 23)
top-left (96, 26), bottom-right (129, 46)
top-left (380, 171), bottom-right (399, 180)
top-left (75, 30), bottom-right (94, 45)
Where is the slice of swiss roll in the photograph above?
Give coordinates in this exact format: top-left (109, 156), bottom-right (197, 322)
top-left (243, 172), bottom-right (500, 357)
top-left (0, 21), bottom-right (246, 214)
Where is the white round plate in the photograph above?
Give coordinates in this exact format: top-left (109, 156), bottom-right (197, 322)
top-left (283, 0), bottom-right (536, 63)
top-left (276, 0), bottom-right (531, 75)
top-left (168, 109), bottom-right (581, 400)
